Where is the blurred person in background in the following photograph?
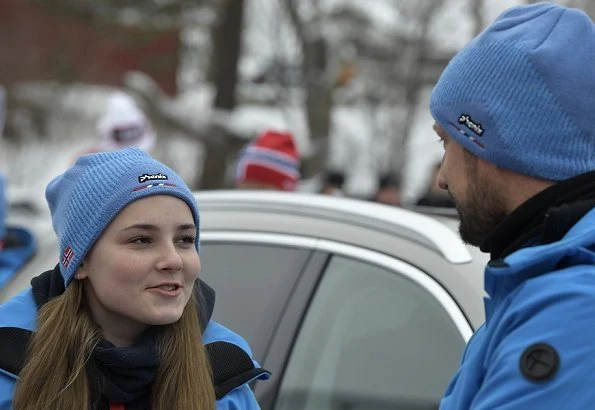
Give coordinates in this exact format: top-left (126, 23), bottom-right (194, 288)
top-left (431, 3), bottom-right (595, 409)
top-left (416, 162), bottom-right (455, 208)
top-left (0, 173), bottom-right (36, 291)
top-left (76, 91), bottom-right (156, 158)
top-left (319, 170), bottom-right (346, 197)
top-left (373, 173), bottom-right (402, 206)
top-left (0, 148), bottom-right (269, 409)
top-left (234, 129), bottom-right (300, 191)
top-left (0, 90), bottom-right (36, 291)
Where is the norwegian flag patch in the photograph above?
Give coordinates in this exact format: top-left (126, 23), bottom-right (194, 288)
top-left (62, 246), bottom-right (75, 267)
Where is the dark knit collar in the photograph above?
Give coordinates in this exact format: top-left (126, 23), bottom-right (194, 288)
top-left (30, 264), bottom-right (215, 332)
top-left (88, 327), bottom-right (160, 407)
top-left (481, 170), bottom-right (595, 260)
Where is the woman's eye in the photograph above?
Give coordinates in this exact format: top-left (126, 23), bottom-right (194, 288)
top-left (131, 236), bottom-right (152, 244)
top-left (178, 236), bottom-right (196, 245)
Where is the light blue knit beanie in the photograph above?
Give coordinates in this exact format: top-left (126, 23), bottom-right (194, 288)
top-left (46, 147), bottom-right (199, 286)
top-left (430, 2), bottom-right (595, 181)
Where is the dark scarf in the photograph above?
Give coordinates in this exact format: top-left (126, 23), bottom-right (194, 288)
top-left (481, 170), bottom-right (595, 260)
top-left (31, 266), bottom-right (216, 409)
top-left (86, 328), bottom-right (159, 409)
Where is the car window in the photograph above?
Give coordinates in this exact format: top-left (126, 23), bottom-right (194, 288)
top-left (275, 255), bottom-right (465, 410)
top-left (199, 242), bottom-right (312, 361)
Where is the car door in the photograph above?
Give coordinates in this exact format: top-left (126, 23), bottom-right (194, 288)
top-left (257, 240), bottom-right (473, 410)
top-left (198, 233), bottom-right (317, 362)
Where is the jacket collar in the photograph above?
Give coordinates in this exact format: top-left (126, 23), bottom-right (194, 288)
top-left (484, 208), bottom-right (595, 320)
top-left (481, 170), bottom-right (595, 259)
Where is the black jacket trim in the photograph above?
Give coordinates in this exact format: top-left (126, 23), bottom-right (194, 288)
top-left (0, 327), bottom-right (30, 376)
top-left (206, 341), bottom-right (270, 400)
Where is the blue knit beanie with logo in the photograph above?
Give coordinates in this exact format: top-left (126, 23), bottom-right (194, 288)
top-left (46, 147), bottom-right (200, 286)
top-left (430, 2), bottom-right (595, 181)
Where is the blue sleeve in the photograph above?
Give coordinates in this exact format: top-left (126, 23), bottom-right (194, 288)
top-left (470, 266), bottom-right (595, 409)
top-left (0, 369), bottom-right (16, 410)
top-left (216, 384), bottom-right (261, 410)
top-left (0, 227), bottom-right (36, 290)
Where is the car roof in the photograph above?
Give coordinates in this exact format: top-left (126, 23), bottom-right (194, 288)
top-left (198, 191), bottom-right (469, 263)
top-left (196, 190), bottom-right (487, 328)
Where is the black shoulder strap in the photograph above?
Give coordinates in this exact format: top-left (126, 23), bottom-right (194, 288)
top-left (0, 327), bottom-right (30, 376)
top-left (205, 341), bottom-right (269, 400)
top-left (0, 327), bottom-right (268, 400)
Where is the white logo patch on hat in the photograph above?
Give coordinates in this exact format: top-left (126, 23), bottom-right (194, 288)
top-left (458, 114), bottom-right (484, 136)
top-left (138, 173), bottom-right (168, 183)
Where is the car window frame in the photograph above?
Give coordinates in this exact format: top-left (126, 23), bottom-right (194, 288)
top-left (256, 237), bottom-right (473, 410)
top-left (199, 232), bottom-right (318, 362)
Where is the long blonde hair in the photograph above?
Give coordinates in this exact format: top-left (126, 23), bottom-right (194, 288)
top-left (13, 280), bottom-right (216, 409)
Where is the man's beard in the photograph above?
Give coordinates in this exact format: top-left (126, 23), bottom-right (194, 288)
top-left (452, 176), bottom-right (508, 247)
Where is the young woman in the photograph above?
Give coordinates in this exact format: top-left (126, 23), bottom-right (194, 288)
top-left (0, 148), bottom-right (269, 409)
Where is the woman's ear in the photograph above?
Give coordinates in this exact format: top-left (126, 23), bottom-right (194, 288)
top-left (76, 261), bottom-right (89, 280)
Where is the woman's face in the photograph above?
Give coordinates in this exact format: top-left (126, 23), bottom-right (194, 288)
top-left (77, 195), bottom-right (200, 346)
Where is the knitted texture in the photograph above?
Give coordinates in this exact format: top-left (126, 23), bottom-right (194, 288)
top-left (46, 148), bottom-right (199, 286)
top-left (235, 130), bottom-right (300, 191)
top-left (430, 3), bottom-right (595, 180)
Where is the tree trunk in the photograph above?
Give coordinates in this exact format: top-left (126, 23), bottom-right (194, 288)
top-left (209, 0), bottom-right (244, 111)
top-left (201, 0), bottom-right (245, 189)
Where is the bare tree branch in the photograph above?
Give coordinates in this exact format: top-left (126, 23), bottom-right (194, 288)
top-left (470, 0), bottom-right (485, 37)
top-left (389, 0), bottom-right (446, 179)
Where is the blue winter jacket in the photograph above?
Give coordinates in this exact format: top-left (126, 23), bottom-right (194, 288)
top-left (440, 208), bottom-right (595, 409)
top-left (0, 286), bottom-right (269, 409)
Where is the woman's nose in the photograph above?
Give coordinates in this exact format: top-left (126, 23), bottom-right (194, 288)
top-left (157, 243), bottom-right (183, 271)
